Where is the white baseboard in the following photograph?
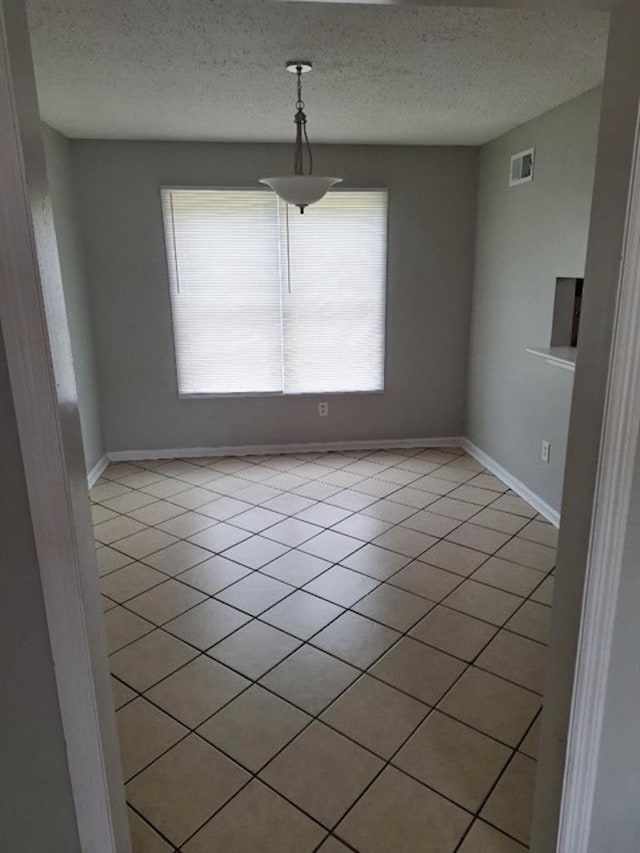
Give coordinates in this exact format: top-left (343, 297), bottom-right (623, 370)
top-left (86, 454), bottom-right (109, 487)
top-left (107, 436), bottom-right (465, 463)
top-left (462, 439), bottom-right (560, 527)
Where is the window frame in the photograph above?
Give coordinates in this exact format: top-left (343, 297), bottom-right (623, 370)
top-left (160, 185), bottom-right (390, 399)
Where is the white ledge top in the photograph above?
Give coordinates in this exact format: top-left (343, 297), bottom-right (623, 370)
top-left (526, 346), bottom-right (577, 372)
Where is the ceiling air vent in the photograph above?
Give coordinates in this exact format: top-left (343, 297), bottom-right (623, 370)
top-left (510, 147), bottom-right (535, 187)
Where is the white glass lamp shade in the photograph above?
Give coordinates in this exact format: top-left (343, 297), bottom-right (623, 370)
top-left (260, 175), bottom-right (342, 210)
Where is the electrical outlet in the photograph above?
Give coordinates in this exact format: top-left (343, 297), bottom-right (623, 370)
top-left (541, 441), bottom-right (551, 463)
top-left (318, 401), bottom-right (329, 417)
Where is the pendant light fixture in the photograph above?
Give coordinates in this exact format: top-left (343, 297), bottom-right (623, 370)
top-left (260, 61), bottom-right (342, 214)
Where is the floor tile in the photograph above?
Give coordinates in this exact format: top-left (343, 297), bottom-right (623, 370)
top-left (422, 540), bottom-right (488, 577)
top-left (215, 572), bottom-right (292, 616)
top-left (229, 506), bottom-right (287, 533)
top-left (126, 579), bottom-right (206, 624)
top-left (157, 511), bottom-right (216, 538)
top-left (439, 667), bottom-right (540, 747)
top-left (428, 496), bottom-right (479, 521)
top-left (389, 561), bottom-right (462, 601)
top-left (471, 507), bottom-right (529, 535)
top-left (400, 509), bottom-right (460, 537)
top-left (497, 537), bottom-right (556, 572)
top-left (506, 600), bottom-right (552, 644)
top-left (209, 620), bottom-right (301, 679)
top-left (296, 502), bottom-right (353, 527)
top-left (491, 494), bottom-right (537, 518)
top-left (519, 714), bottom-right (541, 759)
top-left (102, 491), bottom-right (158, 515)
top-left (458, 819), bottom-right (527, 852)
top-left (260, 721), bottom-right (383, 828)
top-left (316, 836), bottom-right (351, 852)
top-left (140, 478), bottom-right (192, 499)
top-left (446, 522), bottom-right (511, 554)
top-left (372, 527), bottom-right (436, 558)
top-left (143, 540), bottom-right (211, 575)
top-left (188, 521), bottom-right (251, 552)
top-left (341, 543), bottom-right (410, 580)
top-left (411, 474), bottom-right (457, 496)
top-left (197, 496), bottom-right (253, 520)
top-left (145, 655), bottom-right (249, 727)
top-left (368, 499), bottom-right (431, 524)
top-left (472, 556), bottom-right (543, 597)
top-left (126, 734), bottom-right (249, 846)
top-left (177, 555), bottom-right (251, 595)
top-left (325, 489), bottom-right (377, 512)
top-left (476, 630), bottom-right (547, 694)
top-left (311, 611), bottom-right (400, 669)
top-left (165, 599), bottom-right (251, 650)
top-left (530, 575), bottom-right (555, 606)
top-left (183, 779), bottom-right (325, 853)
top-left (198, 685), bottom-right (310, 772)
top-left (321, 674), bottom-right (428, 759)
top-left (91, 480), bottom-right (131, 502)
top-left (260, 590), bottom-right (344, 639)
top-left (481, 752), bottom-right (537, 845)
top-left (94, 515), bottom-right (147, 545)
top-left (304, 565), bottom-right (379, 607)
top-left (465, 473), bottom-right (508, 493)
top-left (370, 637), bottom-right (465, 705)
top-left (116, 696), bottom-right (186, 780)
top-left (352, 584), bottom-right (435, 631)
top-left (128, 807), bottom-right (173, 853)
top-left (99, 562), bottom-right (166, 603)
top-left (444, 579), bottom-right (523, 626)
top-left (301, 530), bottom-right (362, 563)
top-left (222, 535), bottom-right (290, 569)
top-left (260, 550), bottom-right (331, 586)
top-left (336, 765), bottom-right (471, 852)
top-left (114, 528), bottom-right (179, 560)
top-left (262, 493), bottom-right (316, 515)
top-left (110, 629), bottom-right (198, 691)
top-left (111, 675), bottom-right (136, 710)
top-left (262, 517), bottom-right (322, 547)
top-left (104, 606), bottom-right (154, 653)
top-left (518, 519), bottom-right (559, 548)
top-left (384, 487), bottom-right (439, 510)
top-left (448, 484), bottom-right (497, 506)
top-left (331, 513), bottom-right (393, 541)
top-left (234, 483), bottom-right (283, 504)
top-left (260, 645), bottom-right (359, 714)
top-left (410, 605), bottom-right (497, 661)
top-left (128, 500), bottom-right (188, 526)
top-left (96, 545), bottom-right (133, 576)
top-left (394, 710), bottom-right (510, 811)
top-left (119, 471), bottom-right (166, 490)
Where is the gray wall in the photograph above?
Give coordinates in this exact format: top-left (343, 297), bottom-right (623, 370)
top-left (42, 123), bottom-right (103, 471)
top-left (73, 141), bottom-right (478, 453)
top-left (466, 88), bottom-right (602, 513)
top-left (0, 327), bottom-right (81, 852)
top-left (532, 11), bottom-right (640, 850)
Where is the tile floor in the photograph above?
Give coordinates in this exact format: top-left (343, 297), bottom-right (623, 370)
top-left (93, 446), bottom-right (556, 852)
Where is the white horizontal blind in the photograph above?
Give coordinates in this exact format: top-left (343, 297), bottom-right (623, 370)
top-left (162, 188), bottom-right (387, 395)
top-left (162, 189), bottom-right (283, 394)
top-left (282, 191), bottom-right (387, 393)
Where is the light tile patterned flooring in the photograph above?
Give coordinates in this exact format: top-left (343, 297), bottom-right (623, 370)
top-left (93, 446), bottom-right (556, 852)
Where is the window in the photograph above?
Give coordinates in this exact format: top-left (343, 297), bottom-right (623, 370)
top-left (162, 188), bottom-right (388, 396)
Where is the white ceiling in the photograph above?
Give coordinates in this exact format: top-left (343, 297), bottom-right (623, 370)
top-left (27, 1), bottom-right (608, 145)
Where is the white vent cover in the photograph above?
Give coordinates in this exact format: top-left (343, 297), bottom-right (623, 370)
top-left (510, 147), bottom-right (535, 186)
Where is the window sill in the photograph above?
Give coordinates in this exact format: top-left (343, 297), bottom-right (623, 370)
top-left (526, 346), bottom-right (576, 372)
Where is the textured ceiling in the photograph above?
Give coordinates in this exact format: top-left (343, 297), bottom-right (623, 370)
top-left (27, 1), bottom-right (608, 145)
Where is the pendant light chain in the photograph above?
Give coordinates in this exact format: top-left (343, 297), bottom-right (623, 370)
top-left (293, 65), bottom-right (313, 177)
